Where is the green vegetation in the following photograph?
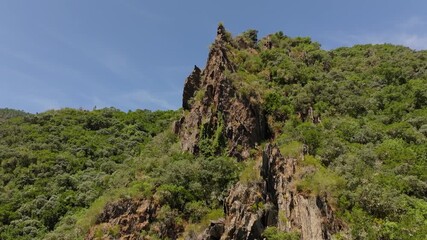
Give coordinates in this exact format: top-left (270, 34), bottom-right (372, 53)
top-left (0, 108), bottom-right (178, 239)
top-left (278, 141), bottom-right (303, 158)
top-left (223, 29), bottom-right (427, 239)
top-left (0, 107), bottom-right (240, 239)
top-left (239, 158), bottom-right (262, 184)
top-left (0, 108), bottom-right (30, 120)
top-left (262, 226), bottom-right (300, 240)
top-left (296, 155), bottom-right (345, 198)
top-left (1, 28), bottom-right (427, 239)
top-left (198, 112), bottom-right (226, 156)
top-left (184, 208), bottom-right (224, 238)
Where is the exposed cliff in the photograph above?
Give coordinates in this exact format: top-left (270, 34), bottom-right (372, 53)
top-left (196, 144), bottom-right (343, 240)
top-left (175, 24), bottom-right (269, 159)
top-left (261, 144), bottom-right (343, 239)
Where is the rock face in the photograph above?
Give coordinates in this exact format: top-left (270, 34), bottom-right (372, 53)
top-left (221, 182), bottom-right (266, 239)
top-left (199, 144), bottom-right (343, 240)
top-left (86, 198), bottom-right (154, 240)
top-left (182, 66), bottom-right (201, 110)
top-left (86, 198), bottom-right (157, 240)
top-left (86, 198), bottom-right (183, 240)
top-left (176, 25), bottom-right (342, 239)
top-left (261, 144), bottom-right (343, 239)
top-left (176, 24), bottom-right (269, 159)
top-left (197, 219), bottom-right (225, 240)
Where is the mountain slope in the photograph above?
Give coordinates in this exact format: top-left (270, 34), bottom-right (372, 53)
top-left (176, 25), bottom-right (427, 239)
top-left (0, 25), bottom-right (426, 240)
top-left (86, 25), bottom-right (427, 239)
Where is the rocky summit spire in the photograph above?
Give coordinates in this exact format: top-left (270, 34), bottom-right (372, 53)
top-left (175, 25), bottom-right (269, 159)
top-left (216, 23), bottom-right (228, 42)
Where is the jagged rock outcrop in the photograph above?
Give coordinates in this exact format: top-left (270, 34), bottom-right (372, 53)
top-left (175, 24), bottom-right (269, 159)
top-left (261, 144), bottom-right (343, 239)
top-left (86, 198), bottom-right (157, 240)
top-left (182, 66), bottom-right (202, 110)
top-left (86, 198), bottom-right (183, 240)
top-left (175, 25), bottom-right (342, 239)
top-left (197, 219), bottom-right (225, 240)
top-left (199, 144), bottom-right (343, 240)
top-left (221, 182), bottom-right (269, 239)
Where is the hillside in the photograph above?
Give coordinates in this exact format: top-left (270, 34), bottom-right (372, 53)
top-left (0, 25), bottom-right (426, 239)
top-left (0, 108), bottom-right (30, 120)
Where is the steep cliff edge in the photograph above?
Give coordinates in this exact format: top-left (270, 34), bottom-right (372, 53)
top-left (175, 24), bottom-right (269, 159)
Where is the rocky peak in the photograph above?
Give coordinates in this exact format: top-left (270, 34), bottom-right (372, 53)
top-left (175, 24), bottom-right (269, 159)
top-left (216, 24), bottom-right (228, 43)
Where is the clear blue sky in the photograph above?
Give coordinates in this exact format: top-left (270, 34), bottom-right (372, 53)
top-left (1, 0), bottom-right (426, 113)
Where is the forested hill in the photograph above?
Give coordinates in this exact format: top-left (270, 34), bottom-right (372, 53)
top-left (1, 25), bottom-right (426, 239)
top-left (0, 108), bottom-right (30, 120)
top-left (0, 108), bottom-right (180, 239)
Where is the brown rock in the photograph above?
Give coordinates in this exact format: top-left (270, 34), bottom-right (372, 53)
top-left (183, 66), bottom-right (202, 110)
top-left (86, 198), bottom-right (182, 240)
top-left (221, 182), bottom-right (270, 240)
top-left (178, 24), bottom-right (269, 159)
top-left (198, 144), bottom-right (343, 240)
top-left (197, 219), bottom-right (225, 240)
top-left (261, 144), bottom-right (343, 239)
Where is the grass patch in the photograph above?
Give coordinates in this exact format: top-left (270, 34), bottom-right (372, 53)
top-left (279, 141), bottom-right (303, 158)
top-left (239, 158), bottom-right (262, 184)
top-left (296, 155), bottom-right (345, 197)
top-left (194, 90), bottom-right (205, 102)
top-left (262, 226), bottom-right (301, 240)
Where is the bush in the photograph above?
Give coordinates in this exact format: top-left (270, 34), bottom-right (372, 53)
top-left (156, 184), bottom-right (195, 211)
top-left (296, 123), bottom-right (321, 155)
top-left (297, 155), bottom-right (345, 197)
top-left (184, 201), bottom-right (209, 222)
top-left (279, 141), bottom-right (303, 159)
top-left (239, 159), bottom-right (261, 184)
top-left (262, 226), bottom-right (300, 240)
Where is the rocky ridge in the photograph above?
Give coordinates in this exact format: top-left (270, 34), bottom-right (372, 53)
top-left (178, 25), bottom-right (343, 239)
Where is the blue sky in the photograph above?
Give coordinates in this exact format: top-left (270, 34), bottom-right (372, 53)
top-left (1, 0), bottom-right (426, 113)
